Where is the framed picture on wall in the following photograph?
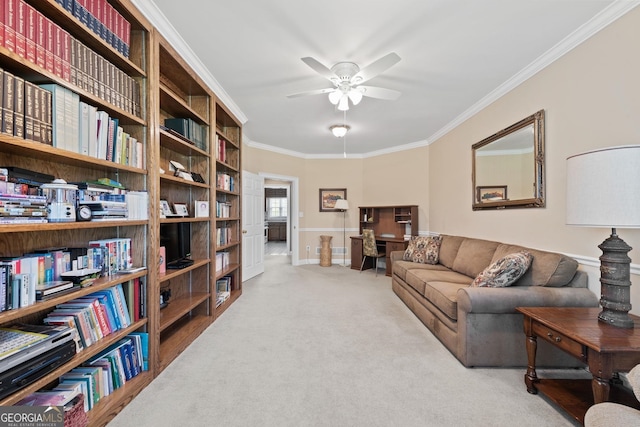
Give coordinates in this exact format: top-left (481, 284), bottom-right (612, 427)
top-left (319, 188), bottom-right (347, 212)
top-left (476, 185), bottom-right (508, 203)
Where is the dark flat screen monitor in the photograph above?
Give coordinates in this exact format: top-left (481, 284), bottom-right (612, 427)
top-left (160, 222), bottom-right (193, 269)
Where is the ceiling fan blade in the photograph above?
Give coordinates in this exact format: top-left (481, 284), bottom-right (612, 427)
top-left (357, 85), bottom-right (401, 100)
top-left (287, 87), bottom-right (336, 98)
top-left (352, 52), bottom-right (401, 84)
top-left (300, 57), bottom-right (337, 81)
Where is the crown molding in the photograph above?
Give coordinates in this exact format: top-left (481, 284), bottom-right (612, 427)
top-left (138, 0), bottom-right (637, 156)
top-left (132, 0), bottom-right (247, 124)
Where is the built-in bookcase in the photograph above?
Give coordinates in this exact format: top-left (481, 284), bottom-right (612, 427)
top-left (213, 102), bottom-right (242, 316)
top-left (154, 34), bottom-right (213, 372)
top-left (0, 0), bottom-right (243, 424)
top-left (0, 0), bottom-right (152, 425)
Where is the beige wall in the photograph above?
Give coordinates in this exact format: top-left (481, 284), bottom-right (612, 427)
top-left (243, 8), bottom-right (640, 312)
top-left (429, 7), bottom-right (640, 311)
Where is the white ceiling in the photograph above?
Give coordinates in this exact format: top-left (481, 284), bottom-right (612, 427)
top-left (139, 0), bottom-right (634, 157)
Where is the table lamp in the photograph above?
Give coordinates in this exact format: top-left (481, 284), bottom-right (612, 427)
top-left (334, 199), bottom-right (349, 266)
top-left (566, 145), bottom-right (640, 328)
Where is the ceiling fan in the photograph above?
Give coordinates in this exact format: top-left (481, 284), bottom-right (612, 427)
top-left (288, 52), bottom-right (402, 111)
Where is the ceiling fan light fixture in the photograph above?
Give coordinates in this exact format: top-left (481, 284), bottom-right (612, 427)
top-left (348, 89), bottom-right (363, 105)
top-left (337, 95), bottom-right (349, 111)
top-left (328, 90), bottom-right (342, 105)
top-left (330, 124), bottom-right (350, 138)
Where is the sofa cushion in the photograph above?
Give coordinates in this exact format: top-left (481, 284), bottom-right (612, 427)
top-left (439, 235), bottom-right (465, 269)
top-left (405, 269), bottom-right (473, 320)
top-left (451, 238), bottom-right (500, 278)
top-left (492, 244), bottom-right (578, 287)
top-left (403, 235), bottom-right (442, 264)
top-left (393, 260), bottom-right (449, 283)
top-left (471, 251), bottom-right (533, 287)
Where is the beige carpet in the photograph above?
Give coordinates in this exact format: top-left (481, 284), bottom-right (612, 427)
top-left (108, 255), bottom-right (584, 427)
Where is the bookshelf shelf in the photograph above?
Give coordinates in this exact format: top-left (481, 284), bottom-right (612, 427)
top-left (0, 272), bottom-right (147, 324)
top-left (0, 219), bottom-right (147, 234)
top-left (0, 132), bottom-right (146, 173)
top-left (157, 259), bottom-right (210, 283)
top-left (159, 83), bottom-right (209, 125)
top-left (158, 292), bottom-right (210, 332)
top-left (158, 314), bottom-right (210, 371)
top-left (159, 128), bottom-right (209, 157)
top-left (215, 263), bottom-right (241, 280)
top-left (0, 319), bottom-right (147, 406)
top-left (160, 173), bottom-right (210, 189)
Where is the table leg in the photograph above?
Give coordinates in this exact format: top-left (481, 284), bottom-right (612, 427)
top-left (591, 376), bottom-right (611, 403)
top-left (524, 333), bottom-right (539, 394)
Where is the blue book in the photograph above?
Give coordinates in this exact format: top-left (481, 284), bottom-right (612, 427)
top-left (128, 332), bottom-right (148, 371)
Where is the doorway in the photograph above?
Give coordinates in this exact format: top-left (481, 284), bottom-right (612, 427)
top-left (261, 173), bottom-right (299, 267)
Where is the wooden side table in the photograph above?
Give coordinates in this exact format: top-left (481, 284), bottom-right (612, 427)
top-left (516, 307), bottom-right (640, 424)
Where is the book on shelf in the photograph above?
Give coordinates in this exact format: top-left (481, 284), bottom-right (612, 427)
top-left (35, 280), bottom-right (75, 300)
top-left (16, 388), bottom-right (81, 408)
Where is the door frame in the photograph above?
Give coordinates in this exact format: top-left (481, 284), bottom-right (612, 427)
top-left (260, 172), bottom-right (300, 266)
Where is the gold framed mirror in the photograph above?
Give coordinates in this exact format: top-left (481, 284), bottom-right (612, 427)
top-left (472, 110), bottom-right (545, 210)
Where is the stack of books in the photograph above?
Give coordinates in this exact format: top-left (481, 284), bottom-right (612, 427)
top-left (0, 193), bottom-right (48, 224)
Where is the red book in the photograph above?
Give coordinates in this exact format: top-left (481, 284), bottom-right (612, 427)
top-left (25, 3), bottom-right (35, 63)
top-left (35, 11), bottom-right (45, 69)
top-left (52, 23), bottom-right (63, 78)
top-left (0, 0), bottom-right (5, 47)
top-left (44, 19), bottom-right (54, 73)
top-left (61, 31), bottom-right (70, 82)
top-left (4, 0), bottom-right (16, 53)
top-left (14, 0), bottom-right (25, 58)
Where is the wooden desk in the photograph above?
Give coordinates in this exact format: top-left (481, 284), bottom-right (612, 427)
top-left (517, 307), bottom-right (640, 424)
top-left (350, 236), bottom-right (408, 277)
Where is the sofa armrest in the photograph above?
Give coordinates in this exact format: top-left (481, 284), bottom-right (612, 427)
top-left (390, 251), bottom-right (405, 263)
top-left (457, 286), bottom-right (598, 315)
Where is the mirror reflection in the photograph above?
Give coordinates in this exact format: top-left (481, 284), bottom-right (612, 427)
top-left (472, 110), bottom-right (545, 210)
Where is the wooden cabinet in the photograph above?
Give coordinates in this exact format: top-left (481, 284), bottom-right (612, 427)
top-left (0, 1), bottom-right (152, 424)
top-left (267, 222), bottom-right (286, 241)
top-left (0, 1), bottom-right (242, 423)
top-left (358, 205), bottom-right (418, 237)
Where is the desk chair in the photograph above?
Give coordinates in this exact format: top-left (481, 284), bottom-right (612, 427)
top-left (360, 229), bottom-right (385, 276)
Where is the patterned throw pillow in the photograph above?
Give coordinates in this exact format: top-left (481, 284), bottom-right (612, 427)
top-left (471, 251), bottom-right (533, 287)
top-left (403, 235), bottom-right (442, 264)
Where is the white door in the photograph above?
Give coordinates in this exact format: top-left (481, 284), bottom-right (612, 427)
top-left (242, 170), bottom-right (264, 281)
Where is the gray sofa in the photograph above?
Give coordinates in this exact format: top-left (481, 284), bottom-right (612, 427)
top-left (391, 234), bottom-right (599, 367)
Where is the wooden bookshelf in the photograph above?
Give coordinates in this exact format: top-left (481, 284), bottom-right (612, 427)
top-left (0, 1), bottom-right (152, 424)
top-left (153, 32), bottom-right (214, 373)
top-left (0, 0), bottom-right (243, 424)
top-left (213, 101), bottom-right (242, 315)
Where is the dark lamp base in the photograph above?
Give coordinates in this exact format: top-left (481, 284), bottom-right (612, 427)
top-left (598, 228), bottom-right (634, 329)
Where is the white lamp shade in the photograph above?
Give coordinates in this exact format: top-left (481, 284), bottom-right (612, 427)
top-left (334, 199), bottom-right (349, 210)
top-left (337, 95), bottom-right (349, 111)
top-left (348, 89), bottom-right (363, 105)
top-left (566, 145), bottom-right (640, 228)
top-left (328, 90), bottom-right (342, 105)
top-left (330, 125), bottom-right (349, 138)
